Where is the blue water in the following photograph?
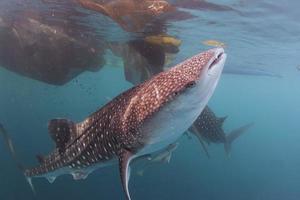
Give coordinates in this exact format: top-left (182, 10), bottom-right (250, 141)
top-left (1, 0), bottom-right (300, 199)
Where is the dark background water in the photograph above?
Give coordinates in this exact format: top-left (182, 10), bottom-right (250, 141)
top-left (1, 0), bottom-right (300, 199)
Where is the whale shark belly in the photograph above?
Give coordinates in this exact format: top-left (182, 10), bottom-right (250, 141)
top-left (138, 82), bottom-right (213, 156)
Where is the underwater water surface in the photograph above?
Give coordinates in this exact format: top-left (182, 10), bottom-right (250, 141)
top-left (0, 0), bottom-right (300, 200)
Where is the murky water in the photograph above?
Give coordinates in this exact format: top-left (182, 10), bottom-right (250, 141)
top-left (0, 0), bottom-right (299, 200)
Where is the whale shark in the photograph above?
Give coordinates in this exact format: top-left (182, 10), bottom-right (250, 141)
top-left (136, 142), bottom-right (178, 176)
top-left (24, 48), bottom-right (226, 199)
top-left (189, 106), bottom-right (253, 157)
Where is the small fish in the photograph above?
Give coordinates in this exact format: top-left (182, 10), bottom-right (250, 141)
top-left (136, 143), bottom-right (178, 176)
top-left (202, 40), bottom-right (226, 48)
top-left (297, 65), bottom-right (300, 71)
top-left (145, 34), bottom-right (182, 47)
top-left (23, 48), bottom-right (226, 200)
top-left (189, 106), bottom-right (253, 157)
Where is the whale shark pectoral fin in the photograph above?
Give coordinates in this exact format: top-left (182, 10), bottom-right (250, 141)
top-left (189, 125), bottom-right (210, 159)
top-left (195, 134), bottom-right (210, 159)
top-left (118, 149), bottom-right (135, 200)
top-left (26, 177), bottom-right (36, 195)
top-left (48, 119), bottom-right (77, 154)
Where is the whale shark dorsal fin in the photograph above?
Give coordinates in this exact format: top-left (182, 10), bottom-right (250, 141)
top-left (119, 149), bottom-right (135, 200)
top-left (48, 119), bottom-right (76, 154)
top-left (218, 116), bottom-right (228, 126)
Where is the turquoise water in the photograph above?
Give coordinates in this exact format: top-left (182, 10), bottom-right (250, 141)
top-left (1, 0), bottom-right (300, 199)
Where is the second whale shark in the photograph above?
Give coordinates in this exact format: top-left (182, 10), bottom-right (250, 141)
top-left (189, 106), bottom-right (253, 157)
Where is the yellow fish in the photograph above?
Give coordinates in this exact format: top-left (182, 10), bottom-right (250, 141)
top-left (145, 34), bottom-right (182, 47)
top-left (202, 40), bottom-right (226, 48)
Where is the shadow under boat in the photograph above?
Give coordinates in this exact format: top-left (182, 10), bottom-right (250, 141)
top-left (0, 5), bottom-right (106, 85)
top-left (0, 0), bottom-right (278, 86)
top-left (0, 0), bottom-right (193, 86)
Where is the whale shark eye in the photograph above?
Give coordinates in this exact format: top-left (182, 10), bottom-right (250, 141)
top-left (186, 81), bottom-right (196, 88)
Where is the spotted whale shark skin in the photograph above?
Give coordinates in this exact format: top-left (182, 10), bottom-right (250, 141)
top-left (24, 48), bottom-right (226, 200)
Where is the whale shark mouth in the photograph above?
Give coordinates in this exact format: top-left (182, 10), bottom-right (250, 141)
top-left (208, 50), bottom-right (226, 77)
top-left (209, 52), bottom-right (224, 70)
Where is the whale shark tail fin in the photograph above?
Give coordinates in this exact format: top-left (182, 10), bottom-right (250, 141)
top-left (224, 123), bottom-right (254, 157)
top-left (0, 123), bottom-right (36, 196)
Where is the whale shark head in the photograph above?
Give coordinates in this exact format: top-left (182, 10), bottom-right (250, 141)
top-left (167, 47), bottom-right (226, 105)
top-left (137, 47), bottom-right (227, 152)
